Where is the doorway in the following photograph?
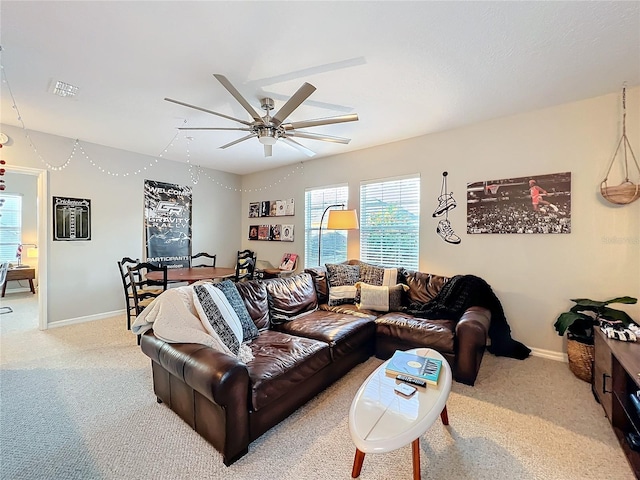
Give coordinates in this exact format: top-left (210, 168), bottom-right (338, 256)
top-left (3, 165), bottom-right (48, 329)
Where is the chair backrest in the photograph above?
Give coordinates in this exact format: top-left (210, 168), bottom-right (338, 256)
top-left (191, 252), bottom-right (217, 268)
top-left (127, 262), bottom-right (168, 313)
top-left (0, 262), bottom-right (9, 287)
top-left (118, 257), bottom-right (139, 297)
top-left (235, 249), bottom-right (256, 282)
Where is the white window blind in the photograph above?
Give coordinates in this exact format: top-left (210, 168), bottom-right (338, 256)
top-left (304, 185), bottom-right (349, 268)
top-left (0, 194), bottom-right (22, 263)
top-left (360, 175), bottom-right (420, 270)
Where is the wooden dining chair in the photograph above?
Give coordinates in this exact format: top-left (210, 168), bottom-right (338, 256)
top-left (127, 262), bottom-right (167, 343)
top-left (117, 257), bottom-right (140, 330)
top-left (234, 249), bottom-right (256, 282)
top-left (191, 252), bottom-right (217, 268)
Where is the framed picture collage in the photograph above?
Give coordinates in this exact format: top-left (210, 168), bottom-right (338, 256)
top-left (248, 198), bottom-right (294, 242)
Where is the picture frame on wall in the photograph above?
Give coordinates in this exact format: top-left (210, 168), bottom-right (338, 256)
top-left (467, 171), bottom-right (571, 234)
top-left (249, 202), bottom-right (260, 218)
top-left (249, 198), bottom-right (295, 217)
top-left (53, 196), bottom-right (91, 241)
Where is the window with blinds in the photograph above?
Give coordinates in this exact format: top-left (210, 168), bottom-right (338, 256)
top-left (359, 175), bottom-right (420, 270)
top-left (304, 185), bottom-right (349, 268)
top-left (0, 194), bottom-right (22, 263)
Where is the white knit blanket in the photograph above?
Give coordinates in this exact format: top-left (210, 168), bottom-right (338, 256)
top-left (131, 286), bottom-right (254, 363)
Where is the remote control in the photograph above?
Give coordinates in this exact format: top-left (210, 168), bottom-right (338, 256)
top-left (394, 383), bottom-right (417, 397)
top-left (396, 374), bottom-right (426, 387)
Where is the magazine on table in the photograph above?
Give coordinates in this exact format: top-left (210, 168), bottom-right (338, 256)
top-left (385, 350), bottom-right (442, 385)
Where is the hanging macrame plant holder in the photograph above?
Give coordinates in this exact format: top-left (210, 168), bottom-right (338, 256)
top-left (600, 86), bottom-right (640, 205)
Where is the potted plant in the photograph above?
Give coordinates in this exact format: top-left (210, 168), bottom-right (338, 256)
top-left (554, 296), bottom-right (637, 382)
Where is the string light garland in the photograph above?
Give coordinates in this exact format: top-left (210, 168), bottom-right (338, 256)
top-left (1, 54), bottom-right (304, 190)
top-left (1, 62), bottom-right (72, 171)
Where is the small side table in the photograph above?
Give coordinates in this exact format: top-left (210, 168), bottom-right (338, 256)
top-left (2, 267), bottom-right (36, 297)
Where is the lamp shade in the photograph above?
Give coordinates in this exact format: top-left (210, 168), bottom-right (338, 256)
top-left (327, 209), bottom-right (359, 230)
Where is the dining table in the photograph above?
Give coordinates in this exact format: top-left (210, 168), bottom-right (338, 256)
top-left (146, 266), bottom-right (235, 284)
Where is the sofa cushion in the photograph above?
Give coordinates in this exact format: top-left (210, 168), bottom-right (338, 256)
top-left (326, 263), bottom-right (360, 305)
top-left (375, 312), bottom-right (456, 353)
top-left (320, 303), bottom-right (378, 320)
top-left (264, 273), bottom-right (318, 324)
top-left (246, 330), bottom-right (331, 411)
top-left (214, 280), bottom-right (259, 342)
top-left (192, 284), bottom-right (246, 358)
top-left (399, 269), bottom-right (450, 305)
top-left (355, 282), bottom-right (408, 312)
top-left (235, 280), bottom-right (270, 330)
top-left (274, 310), bottom-right (376, 361)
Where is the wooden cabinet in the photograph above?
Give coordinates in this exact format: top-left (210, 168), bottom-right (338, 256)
top-left (593, 328), bottom-right (640, 477)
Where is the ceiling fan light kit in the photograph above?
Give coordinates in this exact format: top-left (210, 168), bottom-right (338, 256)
top-left (166, 74), bottom-right (358, 158)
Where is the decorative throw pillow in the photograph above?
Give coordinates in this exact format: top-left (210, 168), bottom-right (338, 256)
top-left (359, 263), bottom-right (385, 285)
top-left (356, 263), bottom-right (398, 302)
top-left (214, 280), bottom-right (259, 342)
top-left (326, 263), bottom-right (360, 306)
top-left (192, 283), bottom-right (243, 355)
top-left (355, 282), bottom-right (408, 312)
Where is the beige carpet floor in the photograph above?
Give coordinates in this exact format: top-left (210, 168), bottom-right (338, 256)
top-left (0, 294), bottom-right (635, 479)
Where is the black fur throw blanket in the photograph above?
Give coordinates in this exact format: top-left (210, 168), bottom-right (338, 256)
top-left (405, 274), bottom-right (531, 360)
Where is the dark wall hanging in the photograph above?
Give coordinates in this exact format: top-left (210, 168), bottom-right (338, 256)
top-left (144, 180), bottom-right (192, 267)
top-left (53, 196), bottom-right (91, 241)
top-left (433, 171), bottom-right (461, 244)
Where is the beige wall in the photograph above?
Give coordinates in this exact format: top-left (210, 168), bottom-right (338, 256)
top-left (242, 87), bottom-right (640, 356)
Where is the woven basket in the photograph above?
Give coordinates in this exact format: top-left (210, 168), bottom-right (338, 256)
top-left (567, 338), bottom-right (594, 383)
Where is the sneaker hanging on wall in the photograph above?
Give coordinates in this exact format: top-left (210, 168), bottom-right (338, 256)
top-left (432, 192), bottom-right (457, 217)
top-left (437, 219), bottom-right (461, 244)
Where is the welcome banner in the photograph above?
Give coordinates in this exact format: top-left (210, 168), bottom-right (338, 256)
top-left (144, 180), bottom-right (192, 268)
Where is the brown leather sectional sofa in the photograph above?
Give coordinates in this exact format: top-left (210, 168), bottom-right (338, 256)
top-left (140, 269), bottom-right (491, 466)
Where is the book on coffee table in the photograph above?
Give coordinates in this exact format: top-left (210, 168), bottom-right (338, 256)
top-left (385, 350), bottom-right (442, 385)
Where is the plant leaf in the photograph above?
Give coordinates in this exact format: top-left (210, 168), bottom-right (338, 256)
top-left (554, 312), bottom-right (592, 336)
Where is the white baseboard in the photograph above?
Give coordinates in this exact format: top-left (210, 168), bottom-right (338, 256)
top-left (529, 346), bottom-right (567, 363)
top-left (47, 309), bottom-right (125, 329)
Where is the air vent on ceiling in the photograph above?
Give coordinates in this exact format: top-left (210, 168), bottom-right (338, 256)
top-left (50, 80), bottom-right (79, 98)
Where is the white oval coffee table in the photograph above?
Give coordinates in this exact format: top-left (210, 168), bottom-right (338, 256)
top-left (348, 348), bottom-right (452, 479)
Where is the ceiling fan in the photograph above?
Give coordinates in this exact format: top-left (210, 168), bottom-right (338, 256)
top-left (165, 74), bottom-right (358, 157)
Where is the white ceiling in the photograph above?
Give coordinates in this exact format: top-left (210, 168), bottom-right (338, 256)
top-left (1, 1), bottom-right (639, 175)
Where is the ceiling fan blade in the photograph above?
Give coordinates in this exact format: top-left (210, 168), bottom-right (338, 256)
top-left (281, 137), bottom-right (316, 157)
top-left (271, 83), bottom-right (317, 127)
top-left (219, 133), bottom-right (256, 150)
top-left (213, 74), bottom-right (265, 124)
top-left (178, 127), bottom-right (252, 131)
top-left (264, 144), bottom-right (273, 157)
top-left (165, 98), bottom-right (253, 126)
top-left (286, 130), bottom-right (351, 144)
top-left (283, 113), bottom-right (359, 130)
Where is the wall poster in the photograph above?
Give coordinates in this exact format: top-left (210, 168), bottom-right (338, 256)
top-left (144, 180), bottom-right (192, 268)
top-left (53, 196), bottom-right (91, 241)
top-left (467, 171), bottom-right (571, 234)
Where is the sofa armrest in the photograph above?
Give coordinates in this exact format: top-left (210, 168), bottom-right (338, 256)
top-left (141, 333), bottom-right (250, 406)
top-left (455, 306), bottom-right (491, 386)
top-left (184, 347), bottom-right (251, 406)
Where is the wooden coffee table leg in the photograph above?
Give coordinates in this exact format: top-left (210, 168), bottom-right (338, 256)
top-left (412, 438), bottom-right (421, 480)
top-left (440, 405), bottom-right (449, 425)
top-left (352, 448), bottom-right (365, 478)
